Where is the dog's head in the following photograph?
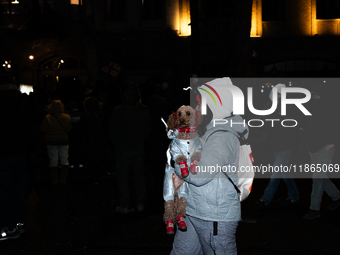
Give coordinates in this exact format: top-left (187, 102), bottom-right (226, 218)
top-left (167, 105), bottom-right (203, 131)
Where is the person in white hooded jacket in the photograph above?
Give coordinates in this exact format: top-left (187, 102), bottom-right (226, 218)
top-left (170, 78), bottom-right (248, 255)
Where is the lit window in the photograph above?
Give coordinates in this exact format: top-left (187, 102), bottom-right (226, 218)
top-left (70, 0), bottom-right (82, 5)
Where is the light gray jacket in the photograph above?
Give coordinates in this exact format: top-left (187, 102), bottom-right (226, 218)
top-left (174, 115), bottom-right (248, 222)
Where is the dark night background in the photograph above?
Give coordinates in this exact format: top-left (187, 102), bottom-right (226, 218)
top-left (1, 0), bottom-right (340, 254)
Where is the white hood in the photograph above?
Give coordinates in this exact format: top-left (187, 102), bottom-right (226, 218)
top-left (197, 77), bottom-right (235, 119)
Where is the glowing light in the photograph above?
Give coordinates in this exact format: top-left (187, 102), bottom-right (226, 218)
top-left (7, 64), bottom-right (11, 68)
top-left (11, 0), bottom-right (19, 4)
top-left (261, 89), bottom-right (264, 93)
top-left (250, 0), bottom-right (262, 37)
top-left (323, 80), bottom-right (326, 83)
top-left (29, 55), bottom-right (34, 60)
top-left (56, 76), bottom-right (59, 82)
top-left (70, 0), bottom-right (79, 5)
top-left (178, 0), bottom-right (191, 36)
top-left (2, 64), bottom-right (5, 67)
top-left (20, 85), bottom-right (34, 95)
top-left (5, 61), bottom-right (8, 64)
top-left (60, 59), bottom-right (64, 63)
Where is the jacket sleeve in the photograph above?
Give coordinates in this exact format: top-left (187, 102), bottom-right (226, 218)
top-left (174, 131), bottom-right (239, 187)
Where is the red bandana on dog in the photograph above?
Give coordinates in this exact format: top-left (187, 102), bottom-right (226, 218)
top-left (177, 123), bottom-right (197, 133)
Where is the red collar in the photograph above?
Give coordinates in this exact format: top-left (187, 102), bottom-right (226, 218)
top-left (176, 123), bottom-right (197, 133)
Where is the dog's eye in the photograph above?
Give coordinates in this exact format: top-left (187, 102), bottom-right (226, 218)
top-left (178, 112), bottom-right (181, 117)
top-left (186, 111), bottom-right (190, 116)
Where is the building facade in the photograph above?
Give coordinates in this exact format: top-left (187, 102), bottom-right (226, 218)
top-left (1, 0), bottom-right (339, 94)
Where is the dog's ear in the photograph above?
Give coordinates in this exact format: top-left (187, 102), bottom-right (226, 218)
top-left (195, 110), bottom-right (204, 126)
top-left (167, 112), bottom-right (177, 131)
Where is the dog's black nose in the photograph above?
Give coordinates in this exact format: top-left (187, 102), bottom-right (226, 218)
top-left (180, 119), bottom-right (185, 124)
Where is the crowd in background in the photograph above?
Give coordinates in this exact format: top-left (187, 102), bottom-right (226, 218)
top-left (1, 73), bottom-right (340, 243)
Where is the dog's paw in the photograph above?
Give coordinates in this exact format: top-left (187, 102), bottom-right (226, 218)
top-left (176, 155), bottom-right (187, 163)
top-left (191, 152), bottom-right (201, 160)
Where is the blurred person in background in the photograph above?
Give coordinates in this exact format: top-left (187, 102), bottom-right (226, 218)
top-left (41, 99), bottom-right (72, 185)
top-left (303, 86), bottom-right (340, 219)
top-left (77, 96), bottom-right (106, 183)
top-left (65, 101), bottom-right (83, 170)
top-left (109, 82), bottom-right (151, 214)
top-left (255, 84), bottom-right (300, 208)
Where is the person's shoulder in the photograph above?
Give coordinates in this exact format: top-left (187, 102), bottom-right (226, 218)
top-left (60, 112), bottom-right (71, 119)
top-left (203, 126), bottom-right (231, 138)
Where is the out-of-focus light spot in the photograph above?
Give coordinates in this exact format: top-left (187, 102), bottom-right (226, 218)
top-left (56, 76), bottom-right (59, 82)
top-left (7, 64), bottom-right (11, 68)
top-left (29, 55), bottom-right (34, 60)
top-left (2, 64), bottom-right (5, 67)
top-left (70, 0), bottom-right (79, 5)
top-left (261, 89), bottom-right (264, 93)
top-left (20, 84), bottom-right (34, 95)
top-left (11, 0), bottom-right (19, 4)
top-left (5, 61), bottom-right (8, 64)
top-left (323, 80), bottom-right (326, 83)
top-left (60, 59), bottom-right (64, 64)
top-left (262, 85), bottom-right (264, 88)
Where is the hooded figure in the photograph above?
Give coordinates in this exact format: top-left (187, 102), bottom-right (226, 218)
top-left (171, 77), bottom-right (248, 255)
top-left (41, 100), bottom-right (72, 146)
top-left (41, 99), bottom-right (72, 185)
